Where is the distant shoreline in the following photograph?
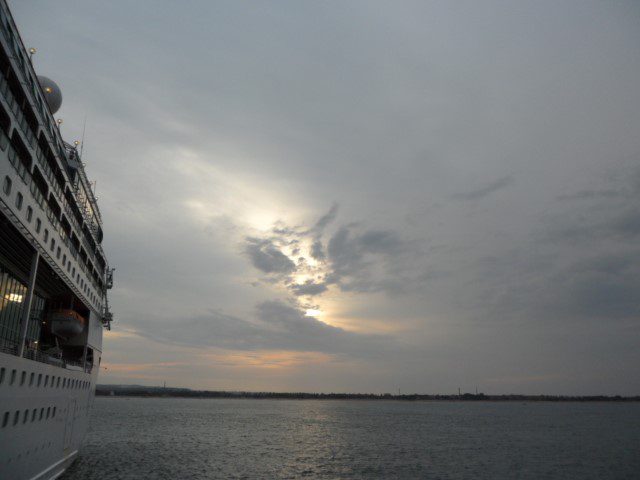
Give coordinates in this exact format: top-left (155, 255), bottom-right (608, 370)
top-left (96, 385), bottom-right (640, 402)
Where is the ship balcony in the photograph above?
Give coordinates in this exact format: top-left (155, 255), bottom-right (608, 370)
top-left (1, 130), bottom-right (105, 313)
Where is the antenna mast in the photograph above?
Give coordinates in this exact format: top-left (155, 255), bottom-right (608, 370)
top-left (80, 115), bottom-right (87, 157)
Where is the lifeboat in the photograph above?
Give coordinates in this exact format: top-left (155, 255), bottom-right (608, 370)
top-left (47, 309), bottom-right (86, 339)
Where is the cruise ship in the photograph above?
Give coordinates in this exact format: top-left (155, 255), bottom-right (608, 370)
top-left (0, 1), bottom-right (114, 478)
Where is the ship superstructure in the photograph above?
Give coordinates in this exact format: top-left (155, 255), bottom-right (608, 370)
top-left (0, 1), bottom-right (114, 478)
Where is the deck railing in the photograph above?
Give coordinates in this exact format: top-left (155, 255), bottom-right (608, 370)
top-left (0, 338), bottom-right (93, 373)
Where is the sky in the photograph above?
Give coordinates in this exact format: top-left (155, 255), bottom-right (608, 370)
top-left (11, 0), bottom-right (640, 395)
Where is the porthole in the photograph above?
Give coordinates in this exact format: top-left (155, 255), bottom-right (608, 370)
top-left (26, 205), bottom-right (32, 222)
top-left (35, 218), bottom-right (41, 233)
top-left (13, 411), bottom-right (19, 426)
top-left (2, 176), bottom-right (11, 195)
top-left (22, 410), bottom-right (28, 424)
top-left (46, 407), bottom-right (50, 419)
top-left (39, 408), bottom-right (43, 420)
top-left (15, 192), bottom-right (23, 209)
top-left (56, 247), bottom-right (61, 259)
top-left (29, 372), bottom-right (34, 386)
top-left (44, 375), bottom-right (48, 387)
top-left (10, 369), bottom-right (16, 385)
top-left (62, 254), bottom-right (66, 264)
top-left (56, 377), bottom-right (60, 388)
top-left (50, 238), bottom-right (55, 251)
top-left (31, 409), bottom-right (36, 422)
top-left (62, 378), bottom-right (66, 388)
top-left (2, 412), bottom-right (8, 427)
top-left (44, 229), bottom-right (49, 242)
top-left (20, 371), bottom-right (25, 386)
top-left (0, 367), bottom-right (4, 384)
top-left (37, 374), bottom-right (42, 387)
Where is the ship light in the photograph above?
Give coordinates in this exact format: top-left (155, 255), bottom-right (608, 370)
top-left (4, 293), bottom-right (23, 302)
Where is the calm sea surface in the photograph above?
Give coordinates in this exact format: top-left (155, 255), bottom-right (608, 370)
top-left (63, 397), bottom-right (640, 479)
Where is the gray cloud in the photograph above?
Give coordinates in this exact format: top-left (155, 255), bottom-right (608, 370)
top-left (244, 237), bottom-right (296, 274)
top-left (289, 280), bottom-right (329, 297)
top-left (312, 203), bottom-right (339, 233)
top-left (310, 239), bottom-right (325, 261)
top-left (137, 300), bottom-right (392, 357)
top-left (12, 0), bottom-right (640, 393)
top-left (453, 175), bottom-right (515, 201)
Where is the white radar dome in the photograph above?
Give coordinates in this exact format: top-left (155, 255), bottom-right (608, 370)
top-left (37, 76), bottom-right (62, 114)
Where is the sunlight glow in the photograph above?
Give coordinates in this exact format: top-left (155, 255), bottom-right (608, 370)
top-left (305, 309), bottom-right (322, 317)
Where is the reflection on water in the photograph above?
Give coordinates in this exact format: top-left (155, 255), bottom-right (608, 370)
top-left (64, 398), bottom-right (640, 479)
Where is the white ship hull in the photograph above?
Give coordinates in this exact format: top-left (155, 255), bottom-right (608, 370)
top-left (0, 339), bottom-right (100, 479)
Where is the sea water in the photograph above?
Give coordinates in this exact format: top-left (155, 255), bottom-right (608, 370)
top-left (64, 397), bottom-right (639, 479)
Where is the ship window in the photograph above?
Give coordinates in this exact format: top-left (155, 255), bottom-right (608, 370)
top-left (35, 218), bottom-right (41, 233)
top-left (46, 407), bottom-right (50, 419)
top-left (20, 370), bottom-right (25, 386)
top-left (2, 411), bottom-right (8, 427)
top-left (44, 229), bottom-right (49, 242)
top-left (31, 409), bottom-right (36, 422)
top-left (72, 267), bottom-right (75, 277)
top-left (39, 408), bottom-right (43, 420)
top-left (62, 254), bottom-right (66, 264)
top-left (29, 372), bottom-right (34, 386)
top-left (56, 377), bottom-right (60, 388)
top-left (15, 192), bottom-right (23, 209)
top-left (57, 247), bottom-right (61, 259)
top-left (0, 367), bottom-right (4, 384)
top-left (13, 411), bottom-right (19, 426)
top-left (44, 375), bottom-right (48, 387)
top-left (23, 410), bottom-right (28, 423)
top-left (50, 238), bottom-right (55, 251)
top-left (2, 176), bottom-right (10, 195)
top-left (10, 369), bottom-right (16, 385)
top-left (26, 205), bottom-right (33, 222)
top-left (52, 407), bottom-right (56, 418)
top-left (37, 373), bottom-right (42, 387)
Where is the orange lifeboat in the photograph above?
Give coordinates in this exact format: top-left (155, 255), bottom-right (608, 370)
top-left (47, 309), bottom-right (86, 339)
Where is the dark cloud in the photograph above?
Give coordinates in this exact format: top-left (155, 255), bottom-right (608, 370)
top-left (453, 175), bottom-right (514, 201)
top-left (556, 189), bottom-right (622, 201)
top-left (310, 239), bottom-right (325, 261)
top-left (289, 280), bottom-right (329, 297)
top-left (137, 300), bottom-right (392, 357)
top-left (244, 237), bottom-right (296, 274)
top-left (312, 203), bottom-right (339, 233)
